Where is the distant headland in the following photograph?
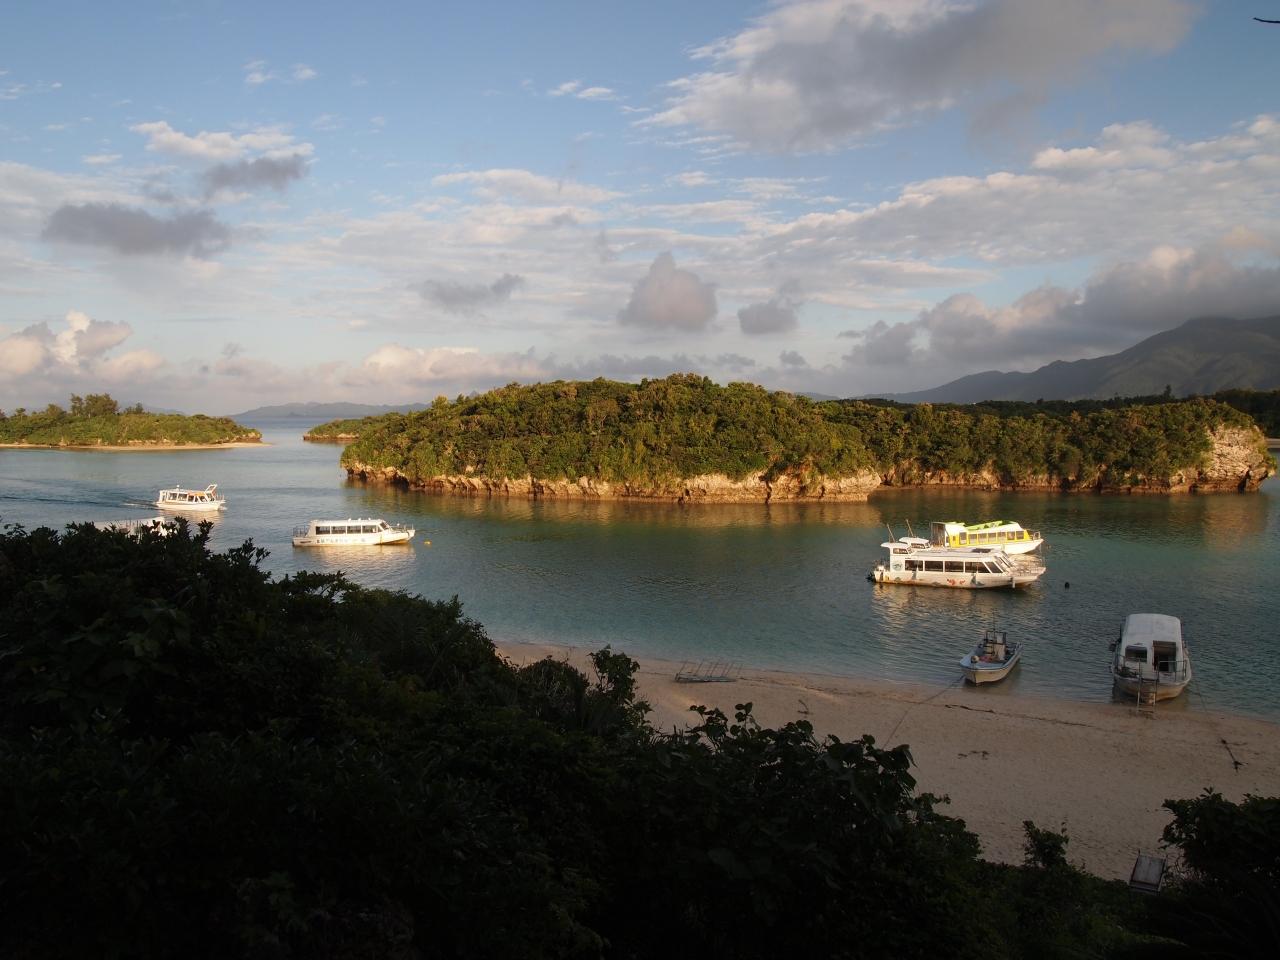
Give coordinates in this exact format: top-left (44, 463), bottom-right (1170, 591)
top-left (302, 375), bottom-right (1276, 502)
top-left (0, 394), bottom-right (261, 450)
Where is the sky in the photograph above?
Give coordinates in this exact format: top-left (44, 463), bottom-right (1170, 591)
top-left (2, 0), bottom-right (1279, 414)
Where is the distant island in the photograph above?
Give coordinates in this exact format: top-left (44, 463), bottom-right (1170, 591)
top-left (229, 400), bottom-right (433, 420)
top-left (316, 375), bottom-right (1275, 503)
top-left (874, 315), bottom-right (1280, 404)
top-left (0, 394), bottom-right (261, 449)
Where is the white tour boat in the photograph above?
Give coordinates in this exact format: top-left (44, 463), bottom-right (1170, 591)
top-left (960, 628), bottom-right (1023, 684)
top-left (292, 518), bottom-right (415, 547)
top-left (930, 520), bottom-right (1044, 555)
top-left (1110, 613), bottom-right (1191, 702)
top-left (155, 483), bottom-right (226, 512)
top-left (92, 516), bottom-right (180, 537)
top-left (870, 537), bottom-right (1045, 589)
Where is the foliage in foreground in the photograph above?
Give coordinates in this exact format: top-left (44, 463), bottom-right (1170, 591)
top-left (330, 374), bottom-right (1270, 490)
top-left (0, 393), bottom-right (260, 445)
top-left (0, 524), bottom-right (1272, 958)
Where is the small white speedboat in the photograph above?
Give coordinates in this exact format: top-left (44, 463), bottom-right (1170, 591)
top-left (1110, 613), bottom-right (1191, 702)
top-left (92, 516), bottom-right (180, 537)
top-left (155, 483), bottom-right (226, 512)
top-left (960, 628), bottom-right (1022, 684)
top-left (292, 518), bottom-right (415, 547)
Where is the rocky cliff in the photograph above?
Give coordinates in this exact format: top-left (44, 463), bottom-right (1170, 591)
top-left (345, 421), bottom-right (1273, 502)
top-left (344, 464), bottom-right (884, 503)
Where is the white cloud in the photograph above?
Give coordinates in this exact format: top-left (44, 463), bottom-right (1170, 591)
top-left (765, 115), bottom-right (1280, 266)
top-left (243, 60), bottom-right (276, 85)
top-left (549, 80), bottom-right (618, 101)
top-left (346, 344), bottom-right (547, 387)
top-left (431, 168), bottom-right (621, 205)
top-left (617, 252), bottom-right (718, 331)
top-left (843, 245), bottom-right (1280, 370)
top-left (291, 63), bottom-right (318, 82)
top-left (668, 171), bottom-right (714, 188)
top-left (648, 0), bottom-right (1196, 152)
top-left (0, 310), bottom-right (146, 384)
top-left (738, 280), bottom-right (803, 335)
top-left (82, 153), bottom-right (121, 166)
top-left (130, 120), bottom-right (312, 162)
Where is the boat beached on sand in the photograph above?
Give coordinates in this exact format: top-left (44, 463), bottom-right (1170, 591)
top-left (960, 628), bottom-right (1022, 684)
top-left (292, 518), bottom-right (415, 547)
top-left (155, 483), bottom-right (226, 512)
top-left (870, 536), bottom-right (1045, 589)
top-left (1110, 613), bottom-right (1191, 703)
top-left (930, 520), bottom-right (1044, 555)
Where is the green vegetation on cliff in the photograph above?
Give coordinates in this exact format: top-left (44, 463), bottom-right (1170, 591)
top-left (8, 522), bottom-right (1268, 957)
top-left (0, 394), bottom-right (260, 446)
top-left (302, 414), bottom-right (383, 440)
top-left (332, 375), bottom-right (1271, 491)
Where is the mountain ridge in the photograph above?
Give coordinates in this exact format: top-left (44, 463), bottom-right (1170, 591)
top-left (870, 315), bottom-right (1280, 404)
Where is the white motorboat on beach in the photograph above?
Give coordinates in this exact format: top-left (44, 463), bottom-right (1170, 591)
top-left (1110, 613), bottom-right (1191, 703)
top-left (155, 483), bottom-right (226, 512)
top-left (870, 536), bottom-right (1045, 589)
top-left (960, 628), bottom-right (1022, 684)
top-left (930, 520), bottom-right (1044, 555)
top-left (292, 518), bottom-right (415, 547)
top-left (92, 516), bottom-right (180, 537)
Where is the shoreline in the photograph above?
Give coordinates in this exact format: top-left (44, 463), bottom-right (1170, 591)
top-left (496, 640), bottom-right (1280, 881)
top-left (0, 440), bottom-right (267, 452)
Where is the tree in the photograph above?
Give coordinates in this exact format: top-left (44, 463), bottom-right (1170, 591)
top-left (82, 393), bottom-right (120, 418)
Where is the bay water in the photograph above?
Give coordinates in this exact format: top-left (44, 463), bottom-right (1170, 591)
top-left (3, 417), bottom-right (1277, 720)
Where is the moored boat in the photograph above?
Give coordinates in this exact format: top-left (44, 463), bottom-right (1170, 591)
top-left (960, 628), bottom-right (1022, 684)
top-left (155, 483), bottom-right (226, 512)
top-left (930, 520), bottom-right (1044, 554)
top-left (1110, 613), bottom-right (1191, 702)
top-left (292, 518), bottom-right (415, 547)
top-left (92, 516), bottom-right (180, 537)
top-left (870, 537), bottom-right (1045, 589)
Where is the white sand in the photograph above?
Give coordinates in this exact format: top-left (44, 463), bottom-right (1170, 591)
top-left (497, 640), bottom-right (1280, 880)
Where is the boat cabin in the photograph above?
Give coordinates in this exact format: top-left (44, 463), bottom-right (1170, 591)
top-left (313, 520), bottom-right (393, 535)
top-left (1114, 614), bottom-right (1187, 683)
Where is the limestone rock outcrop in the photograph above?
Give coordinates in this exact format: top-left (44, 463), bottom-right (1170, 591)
top-left (344, 421), bottom-right (1274, 501)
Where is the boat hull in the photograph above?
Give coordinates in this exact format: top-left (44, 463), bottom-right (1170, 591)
top-left (292, 529), bottom-right (415, 547)
top-left (872, 567), bottom-right (1041, 589)
top-left (961, 659), bottom-right (1019, 683)
top-left (999, 537), bottom-right (1043, 555)
top-left (1112, 672), bottom-right (1191, 702)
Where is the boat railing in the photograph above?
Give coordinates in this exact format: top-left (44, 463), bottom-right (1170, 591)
top-left (293, 526), bottom-right (310, 537)
top-left (1116, 659), bottom-right (1190, 683)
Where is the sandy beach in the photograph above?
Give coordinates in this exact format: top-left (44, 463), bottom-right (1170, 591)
top-left (497, 640), bottom-right (1280, 880)
top-left (0, 441), bottom-right (266, 451)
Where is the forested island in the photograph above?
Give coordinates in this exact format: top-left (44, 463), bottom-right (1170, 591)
top-left (0, 394), bottom-right (260, 448)
top-left (311, 375), bottom-right (1274, 501)
top-left (2, 520), bottom-right (1275, 957)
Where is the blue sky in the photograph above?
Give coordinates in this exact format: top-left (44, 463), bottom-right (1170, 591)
top-left (2, 0), bottom-right (1279, 412)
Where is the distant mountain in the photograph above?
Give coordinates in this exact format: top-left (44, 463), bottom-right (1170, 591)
top-left (871, 315), bottom-right (1280, 404)
top-left (228, 401), bottom-right (432, 420)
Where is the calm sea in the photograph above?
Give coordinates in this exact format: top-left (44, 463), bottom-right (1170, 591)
top-left (3, 418), bottom-right (1278, 719)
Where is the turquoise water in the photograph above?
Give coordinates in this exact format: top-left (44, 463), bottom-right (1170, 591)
top-left (3, 419), bottom-right (1278, 719)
